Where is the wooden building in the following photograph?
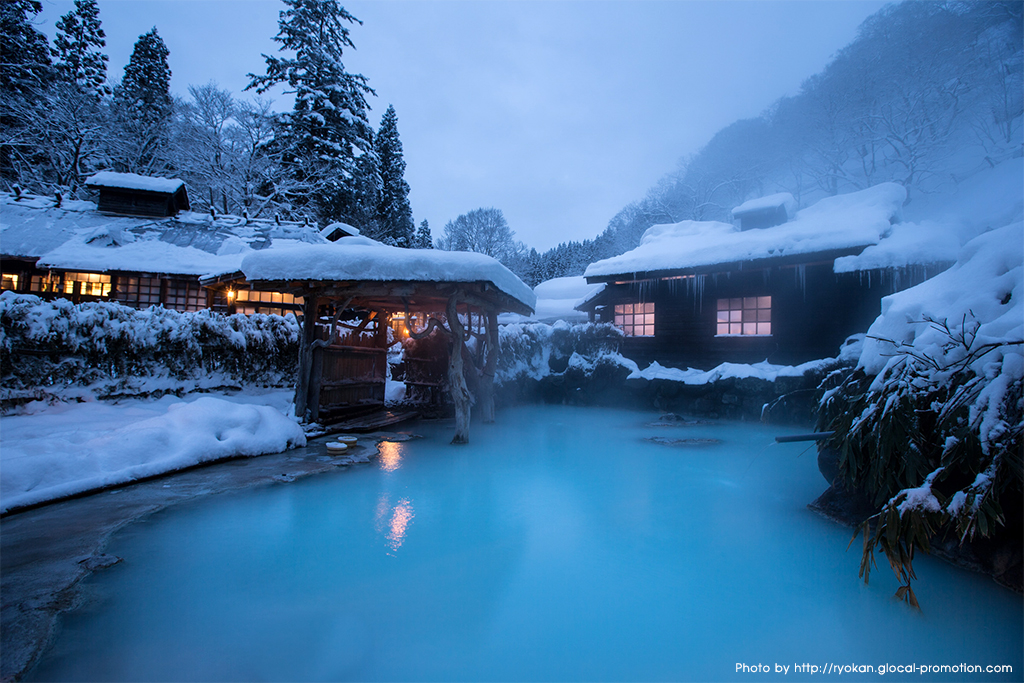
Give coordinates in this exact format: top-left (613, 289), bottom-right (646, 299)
top-left (578, 183), bottom-right (957, 369)
top-left (242, 241), bottom-right (536, 443)
top-left (86, 172), bottom-right (191, 217)
top-left (0, 183), bottom-right (324, 315)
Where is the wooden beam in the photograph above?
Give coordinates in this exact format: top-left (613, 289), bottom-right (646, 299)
top-left (479, 308), bottom-right (498, 423)
top-left (446, 292), bottom-right (472, 444)
top-left (294, 294), bottom-right (319, 420)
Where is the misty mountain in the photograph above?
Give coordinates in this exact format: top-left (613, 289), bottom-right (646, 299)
top-left (529, 0), bottom-right (1022, 285)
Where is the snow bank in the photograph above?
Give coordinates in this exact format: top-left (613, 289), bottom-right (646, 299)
top-left (860, 223), bottom-right (1022, 379)
top-left (858, 222), bottom-right (1023, 457)
top-left (242, 241), bottom-right (537, 311)
top-left (586, 183), bottom-right (906, 278)
top-left (625, 358), bottom-right (834, 384)
top-left (0, 394), bottom-right (305, 513)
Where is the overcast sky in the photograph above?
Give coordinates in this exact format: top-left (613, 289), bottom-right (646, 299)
top-left (36, 0), bottom-right (888, 251)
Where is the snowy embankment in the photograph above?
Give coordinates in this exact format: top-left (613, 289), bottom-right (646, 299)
top-left (0, 390), bottom-right (305, 514)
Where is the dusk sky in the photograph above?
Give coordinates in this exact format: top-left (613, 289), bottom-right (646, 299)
top-left (36, 0), bottom-right (888, 251)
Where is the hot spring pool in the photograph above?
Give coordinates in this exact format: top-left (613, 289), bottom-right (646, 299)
top-left (28, 405), bottom-right (1023, 681)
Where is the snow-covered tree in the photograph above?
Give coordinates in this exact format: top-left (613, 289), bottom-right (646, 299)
top-left (413, 218), bottom-right (433, 249)
top-left (436, 207), bottom-right (524, 268)
top-left (246, 0), bottom-right (375, 226)
top-left (52, 0), bottom-right (109, 96)
top-left (109, 27), bottom-right (174, 174)
top-left (0, 0), bottom-right (53, 94)
top-left (0, 80), bottom-right (109, 192)
top-left (374, 104), bottom-right (414, 247)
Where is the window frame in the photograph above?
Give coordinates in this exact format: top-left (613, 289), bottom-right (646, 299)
top-left (614, 302), bottom-right (655, 337)
top-left (715, 296), bottom-right (772, 337)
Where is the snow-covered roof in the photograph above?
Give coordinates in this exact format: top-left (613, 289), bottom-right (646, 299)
top-left (1, 192), bottom-right (327, 278)
top-left (833, 220), bottom-right (959, 273)
top-left (731, 192), bottom-right (797, 218)
top-left (85, 171), bottom-right (185, 194)
top-left (585, 183), bottom-right (907, 279)
top-left (500, 276), bottom-right (603, 324)
top-left (241, 238), bottom-right (537, 312)
top-left (321, 221), bottom-right (360, 239)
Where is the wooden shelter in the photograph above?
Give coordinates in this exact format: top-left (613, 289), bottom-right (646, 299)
top-left (86, 172), bottom-right (190, 217)
top-left (242, 242), bottom-right (535, 443)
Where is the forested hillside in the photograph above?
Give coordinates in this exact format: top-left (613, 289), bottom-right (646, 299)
top-left (526, 1), bottom-right (1022, 284)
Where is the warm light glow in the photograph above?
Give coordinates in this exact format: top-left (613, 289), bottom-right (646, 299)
top-left (374, 493), bottom-right (415, 554)
top-left (378, 441), bottom-right (404, 472)
top-left (227, 289), bottom-right (235, 300)
top-left (387, 499), bottom-right (414, 553)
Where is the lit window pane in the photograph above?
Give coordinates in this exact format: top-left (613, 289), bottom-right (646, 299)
top-left (757, 308), bottom-right (771, 322)
top-left (742, 308), bottom-right (756, 322)
top-left (717, 323), bottom-right (729, 335)
top-left (743, 323), bottom-right (756, 335)
top-left (717, 298), bottom-right (728, 310)
top-left (717, 311), bottom-right (729, 323)
top-left (758, 296), bottom-right (771, 309)
top-left (757, 323), bottom-right (771, 335)
top-left (730, 310), bottom-right (741, 322)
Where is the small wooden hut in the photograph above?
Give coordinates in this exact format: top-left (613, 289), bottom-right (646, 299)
top-left (241, 240), bottom-right (536, 443)
top-left (85, 172), bottom-right (190, 217)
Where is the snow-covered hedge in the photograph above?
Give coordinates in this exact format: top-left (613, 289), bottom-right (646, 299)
top-left (497, 320), bottom-right (626, 383)
top-left (0, 293), bottom-right (299, 402)
top-left (816, 223), bottom-right (1023, 599)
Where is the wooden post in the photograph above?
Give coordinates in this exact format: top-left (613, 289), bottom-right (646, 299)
top-left (294, 293), bottom-right (319, 420)
top-left (446, 293), bottom-right (472, 444)
top-left (479, 308), bottom-right (498, 423)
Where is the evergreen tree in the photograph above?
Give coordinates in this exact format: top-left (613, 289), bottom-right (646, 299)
top-left (0, 0), bottom-right (53, 93)
top-left (109, 27), bottom-right (173, 174)
top-left (52, 0), bottom-right (109, 95)
top-left (375, 104), bottom-right (414, 247)
top-left (414, 219), bottom-right (433, 249)
top-left (247, 0), bottom-right (375, 225)
top-left (116, 27), bottom-right (172, 122)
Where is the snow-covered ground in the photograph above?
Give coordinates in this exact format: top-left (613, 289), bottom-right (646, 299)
top-left (0, 389), bottom-right (304, 513)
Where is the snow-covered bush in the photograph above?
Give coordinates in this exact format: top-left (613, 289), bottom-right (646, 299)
top-left (497, 320), bottom-right (624, 383)
top-left (0, 293), bottom-right (299, 401)
top-left (816, 223), bottom-right (1023, 602)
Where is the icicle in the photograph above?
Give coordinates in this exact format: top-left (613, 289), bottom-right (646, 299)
top-left (795, 264), bottom-right (806, 301)
top-left (696, 274), bottom-right (705, 313)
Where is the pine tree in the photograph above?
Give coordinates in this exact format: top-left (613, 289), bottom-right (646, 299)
top-left (414, 219), bottom-right (432, 249)
top-left (52, 0), bottom-right (109, 95)
top-left (109, 27), bottom-right (173, 174)
top-left (375, 104), bottom-right (414, 247)
top-left (247, 0), bottom-right (375, 225)
top-left (116, 27), bottom-right (172, 123)
top-left (0, 0), bottom-right (53, 94)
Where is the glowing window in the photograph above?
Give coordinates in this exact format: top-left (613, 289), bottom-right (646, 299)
top-left (30, 274), bottom-right (61, 293)
top-left (1, 273), bottom-right (19, 291)
top-left (63, 272), bottom-right (112, 297)
top-left (717, 296), bottom-right (771, 336)
top-left (614, 302), bottom-right (655, 337)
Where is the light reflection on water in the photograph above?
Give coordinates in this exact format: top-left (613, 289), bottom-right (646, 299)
top-left (374, 493), bottom-right (415, 554)
top-left (377, 440), bottom-right (404, 472)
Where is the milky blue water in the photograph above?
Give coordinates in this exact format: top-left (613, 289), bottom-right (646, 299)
top-left (29, 406), bottom-right (1022, 682)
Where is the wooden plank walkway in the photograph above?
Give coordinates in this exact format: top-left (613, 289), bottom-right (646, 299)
top-left (325, 409), bottom-right (420, 433)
